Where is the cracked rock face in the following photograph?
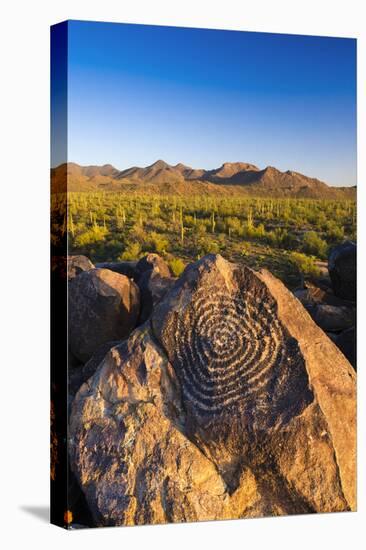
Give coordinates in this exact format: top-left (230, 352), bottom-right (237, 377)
top-left (69, 254), bottom-right (356, 526)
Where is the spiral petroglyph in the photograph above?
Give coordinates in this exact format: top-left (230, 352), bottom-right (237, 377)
top-left (169, 283), bottom-right (290, 415)
top-left (70, 254), bottom-right (356, 525)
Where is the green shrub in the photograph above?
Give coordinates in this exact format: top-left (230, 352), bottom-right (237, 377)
top-left (148, 232), bottom-right (169, 254)
top-left (302, 231), bottom-right (328, 258)
top-left (118, 242), bottom-right (142, 261)
top-left (169, 258), bottom-right (185, 277)
top-left (73, 225), bottom-right (108, 247)
top-left (199, 239), bottom-right (220, 255)
top-left (289, 252), bottom-right (321, 277)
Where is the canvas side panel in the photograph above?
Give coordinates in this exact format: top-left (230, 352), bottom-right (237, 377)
top-left (50, 20), bottom-right (69, 529)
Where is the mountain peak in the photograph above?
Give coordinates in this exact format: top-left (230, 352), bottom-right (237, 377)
top-left (149, 159), bottom-right (170, 169)
top-left (52, 161), bottom-right (355, 200)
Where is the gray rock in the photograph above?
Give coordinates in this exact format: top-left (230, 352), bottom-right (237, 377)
top-left (307, 304), bottom-right (355, 332)
top-left (336, 327), bottom-right (356, 370)
top-left (328, 241), bottom-right (356, 301)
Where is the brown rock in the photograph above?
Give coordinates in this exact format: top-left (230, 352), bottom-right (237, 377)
top-left (135, 253), bottom-right (171, 280)
top-left (95, 261), bottom-right (138, 280)
top-left (68, 268), bottom-right (140, 362)
top-left (137, 272), bottom-right (176, 323)
top-left (69, 329), bottom-right (261, 526)
top-left (68, 341), bottom-right (120, 407)
top-left (151, 254), bottom-right (356, 512)
top-left (294, 281), bottom-right (353, 307)
top-left (69, 254), bottom-right (356, 527)
top-left (67, 255), bottom-right (94, 280)
top-left (134, 253), bottom-right (174, 323)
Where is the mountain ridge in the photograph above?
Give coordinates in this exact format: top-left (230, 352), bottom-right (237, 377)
top-left (51, 160), bottom-right (356, 199)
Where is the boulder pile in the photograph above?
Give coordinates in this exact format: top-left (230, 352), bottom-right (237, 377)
top-left (293, 241), bottom-right (356, 369)
top-left (66, 253), bottom-right (356, 527)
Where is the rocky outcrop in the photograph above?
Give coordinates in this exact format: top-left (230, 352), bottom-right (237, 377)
top-left (134, 254), bottom-right (174, 323)
top-left (137, 272), bottom-right (176, 324)
top-left (307, 304), bottom-right (355, 332)
top-left (68, 341), bottom-right (120, 406)
top-left (68, 268), bottom-right (140, 362)
top-left (135, 253), bottom-right (171, 279)
top-left (328, 241), bottom-right (356, 302)
top-left (69, 254), bottom-right (356, 527)
top-left (70, 330), bottom-right (261, 526)
top-left (95, 261), bottom-right (138, 280)
top-left (67, 255), bottom-right (95, 280)
top-left (294, 281), bottom-right (353, 308)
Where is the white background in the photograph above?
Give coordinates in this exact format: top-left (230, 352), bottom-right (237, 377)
top-left (0, 0), bottom-right (364, 548)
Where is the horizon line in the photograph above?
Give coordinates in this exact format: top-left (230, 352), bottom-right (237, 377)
top-left (51, 159), bottom-right (356, 187)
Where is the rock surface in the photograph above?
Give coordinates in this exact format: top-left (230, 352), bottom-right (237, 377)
top-left (68, 268), bottom-right (140, 362)
top-left (336, 327), bottom-right (356, 370)
top-left (69, 254), bottom-right (356, 526)
top-left (67, 255), bottom-right (95, 280)
top-left (137, 272), bottom-right (176, 324)
top-left (328, 241), bottom-right (356, 302)
top-left (68, 341), bottom-right (121, 407)
top-left (135, 253), bottom-right (171, 280)
top-left (134, 253), bottom-right (175, 323)
top-left (95, 261), bottom-right (138, 280)
top-left (307, 304), bottom-right (355, 332)
top-left (70, 330), bottom-right (259, 526)
top-left (294, 281), bottom-right (353, 308)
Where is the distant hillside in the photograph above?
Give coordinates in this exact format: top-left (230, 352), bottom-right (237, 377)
top-left (51, 160), bottom-right (356, 199)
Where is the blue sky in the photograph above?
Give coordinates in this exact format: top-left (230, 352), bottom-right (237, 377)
top-left (59, 21), bottom-right (356, 186)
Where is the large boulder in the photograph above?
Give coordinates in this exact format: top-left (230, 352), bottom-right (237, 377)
top-left (68, 268), bottom-right (140, 362)
top-left (152, 255), bottom-right (355, 511)
top-left (328, 241), bottom-right (356, 301)
top-left (69, 255), bottom-right (356, 527)
top-left (67, 255), bottom-right (94, 280)
top-left (70, 329), bottom-right (265, 526)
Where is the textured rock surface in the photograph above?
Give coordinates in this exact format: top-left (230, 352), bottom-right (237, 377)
top-left (67, 255), bottom-right (95, 280)
top-left (328, 241), bottom-right (356, 301)
top-left (307, 304), bottom-right (355, 332)
top-left (69, 269), bottom-right (140, 362)
top-left (137, 272), bottom-right (176, 324)
top-left (70, 329), bottom-right (264, 526)
top-left (294, 282), bottom-right (353, 308)
top-left (134, 253), bottom-right (174, 323)
top-left (69, 254), bottom-right (356, 526)
top-left (95, 261), bottom-right (138, 280)
top-left (135, 253), bottom-right (171, 280)
top-left (68, 341), bottom-right (121, 407)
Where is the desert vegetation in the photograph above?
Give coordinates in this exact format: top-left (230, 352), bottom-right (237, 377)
top-left (52, 192), bottom-right (356, 288)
